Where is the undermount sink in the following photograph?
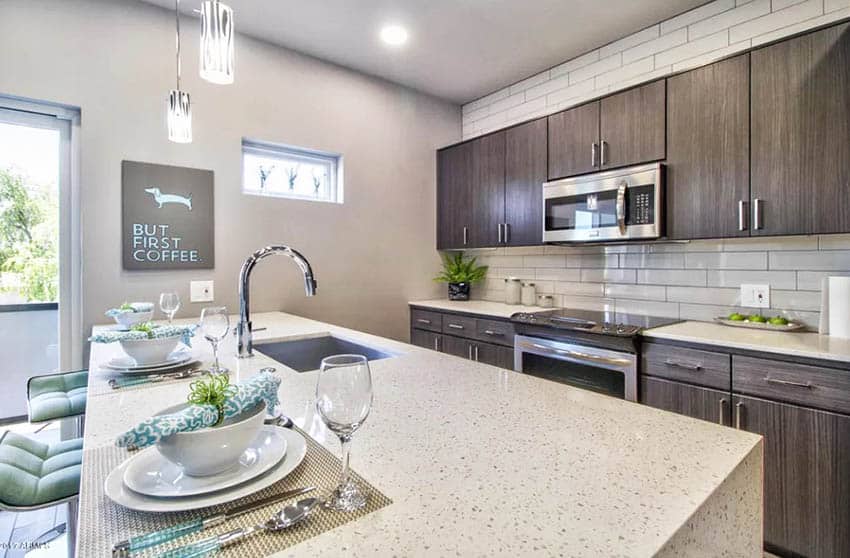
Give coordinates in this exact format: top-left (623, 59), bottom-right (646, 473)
top-left (254, 335), bottom-right (394, 372)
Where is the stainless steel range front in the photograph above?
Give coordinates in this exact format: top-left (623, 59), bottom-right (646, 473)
top-left (543, 163), bottom-right (664, 243)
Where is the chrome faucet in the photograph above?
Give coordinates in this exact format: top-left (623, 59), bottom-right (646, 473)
top-left (237, 245), bottom-right (317, 358)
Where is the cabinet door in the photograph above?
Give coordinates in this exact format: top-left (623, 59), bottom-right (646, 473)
top-left (734, 395), bottom-right (850, 557)
top-left (600, 80), bottom-right (665, 169)
top-left (475, 342), bottom-right (515, 370)
top-left (468, 132), bottom-right (505, 248)
top-left (442, 335), bottom-right (472, 360)
top-left (751, 22), bottom-right (850, 236)
top-left (436, 142), bottom-right (473, 249)
top-left (641, 376), bottom-right (730, 426)
top-left (548, 101), bottom-right (600, 179)
top-left (410, 329), bottom-right (442, 352)
top-left (505, 119), bottom-right (547, 246)
top-left (666, 55), bottom-right (750, 240)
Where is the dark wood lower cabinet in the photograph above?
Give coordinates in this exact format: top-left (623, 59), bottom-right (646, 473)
top-left (410, 329), bottom-right (442, 352)
top-left (734, 394), bottom-right (850, 558)
top-left (475, 342), bottom-right (514, 369)
top-left (640, 376), bottom-right (730, 426)
top-left (440, 334), bottom-right (471, 359)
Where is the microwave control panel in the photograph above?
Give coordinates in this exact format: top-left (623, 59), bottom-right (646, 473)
top-left (626, 185), bottom-right (655, 225)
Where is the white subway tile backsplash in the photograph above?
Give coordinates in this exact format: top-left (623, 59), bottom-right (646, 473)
top-left (524, 255), bottom-right (567, 268)
top-left (749, 7), bottom-right (850, 46)
top-left (637, 269), bottom-right (707, 286)
top-left (720, 235), bottom-right (819, 251)
top-left (594, 56), bottom-right (655, 89)
top-left (599, 25), bottom-right (661, 59)
top-left (667, 286), bottom-right (741, 305)
top-left (621, 28), bottom-right (688, 64)
top-left (688, 0), bottom-right (770, 40)
top-left (569, 53), bottom-right (622, 84)
top-left (535, 268), bottom-right (582, 282)
top-left (660, 0), bottom-right (737, 34)
top-left (819, 234), bottom-right (850, 250)
top-left (604, 284), bottom-right (667, 301)
top-left (581, 268), bottom-right (637, 284)
top-left (679, 303), bottom-right (751, 322)
top-left (770, 289), bottom-right (822, 311)
top-left (488, 92), bottom-right (526, 114)
top-left (655, 30), bottom-right (730, 67)
top-left (566, 254), bottom-right (619, 269)
top-left (545, 78), bottom-right (596, 106)
top-left (550, 50), bottom-right (601, 78)
top-left (615, 299), bottom-right (680, 318)
top-left (770, 250), bottom-right (850, 270)
top-left (558, 295), bottom-right (615, 311)
top-left (555, 281), bottom-right (605, 297)
top-left (826, 0), bottom-right (848, 12)
top-left (524, 73), bottom-right (573, 101)
top-left (707, 270), bottom-right (797, 289)
top-left (621, 253), bottom-right (685, 269)
top-left (797, 271), bottom-right (850, 291)
top-left (509, 71), bottom-right (551, 95)
top-left (670, 39), bottom-right (752, 72)
top-left (730, 0), bottom-right (823, 43)
top-left (684, 252), bottom-right (768, 269)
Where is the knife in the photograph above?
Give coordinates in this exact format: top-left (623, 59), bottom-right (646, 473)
top-left (109, 368), bottom-right (203, 390)
top-left (111, 486), bottom-right (316, 557)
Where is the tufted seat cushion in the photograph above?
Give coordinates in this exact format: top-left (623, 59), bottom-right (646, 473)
top-left (28, 370), bottom-right (88, 423)
top-left (0, 431), bottom-right (82, 508)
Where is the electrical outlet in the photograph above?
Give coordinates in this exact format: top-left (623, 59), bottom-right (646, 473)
top-left (190, 280), bottom-right (214, 303)
top-left (740, 284), bottom-right (770, 308)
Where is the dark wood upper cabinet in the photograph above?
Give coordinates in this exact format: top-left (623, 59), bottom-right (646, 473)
top-left (436, 142), bottom-right (473, 250)
top-left (735, 394), bottom-right (850, 558)
top-left (505, 119), bottom-right (547, 246)
top-left (468, 131), bottom-right (506, 247)
top-left (640, 376), bottom-right (730, 426)
top-left (548, 101), bottom-right (600, 179)
top-left (599, 79), bottom-right (666, 169)
top-left (666, 55), bottom-right (750, 240)
top-left (751, 22), bottom-right (850, 236)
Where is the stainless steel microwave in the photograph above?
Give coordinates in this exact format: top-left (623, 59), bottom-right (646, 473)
top-left (543, 163), bottom-right (663, 243)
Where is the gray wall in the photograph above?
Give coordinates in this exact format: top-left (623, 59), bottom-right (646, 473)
top-left (0, 0), bottom-right (459, 343)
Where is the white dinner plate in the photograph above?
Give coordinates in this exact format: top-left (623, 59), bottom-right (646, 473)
top-left (103, 350), bottom-right (193, 373)
top-left (123, 428), bottom-right (288, 497)
top-left (105, 427), bottom-right (307, 512)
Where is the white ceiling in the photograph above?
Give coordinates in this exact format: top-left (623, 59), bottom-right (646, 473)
top-left (141, 0), bottom-right (707, 104)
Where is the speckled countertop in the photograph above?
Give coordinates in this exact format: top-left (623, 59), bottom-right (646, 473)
top-left (409, 298), bottom-right (548, 318)
top-left (83, 312), bottom-right (763, 557)
top-left (644, 321), bottom-right (850, 364)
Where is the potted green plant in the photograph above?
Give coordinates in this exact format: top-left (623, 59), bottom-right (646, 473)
top-left (433, 252), bottom-right (487, 301)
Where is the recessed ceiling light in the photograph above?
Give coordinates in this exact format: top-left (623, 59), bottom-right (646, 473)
top-left (380, 25), bottom-right (409, 46)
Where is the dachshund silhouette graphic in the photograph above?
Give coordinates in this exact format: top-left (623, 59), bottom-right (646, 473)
top-left (144, 187), bottom-right (193, 211)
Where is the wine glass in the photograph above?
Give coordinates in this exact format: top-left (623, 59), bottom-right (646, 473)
top-left (316, 354), bottom-right (373, 512)
top-left (159, 291), bottom-right (181, 324)
top-left (200, 306), bottom-right (230, 374)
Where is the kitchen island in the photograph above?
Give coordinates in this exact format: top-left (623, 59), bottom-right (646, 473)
top-left (81, 312), bottom-right (763, 557)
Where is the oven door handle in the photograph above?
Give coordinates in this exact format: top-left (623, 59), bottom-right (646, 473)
top-left (527, 342), bottom-right (633, 368)
top-left (616, 180), bottom-right (627, 236)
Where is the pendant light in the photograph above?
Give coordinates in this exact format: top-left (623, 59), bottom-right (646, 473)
top-left (167, 0), bottom-right (192, 143)
top-left (200, 0), bottom-right (235, 84)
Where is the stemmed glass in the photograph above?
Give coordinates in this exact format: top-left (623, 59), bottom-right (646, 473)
top-left (159, 291), bottom-right (181, 324)
top-left (316, 354), bottom-right (373, 512)
top-left (200, 306), bottom-right (230, 374)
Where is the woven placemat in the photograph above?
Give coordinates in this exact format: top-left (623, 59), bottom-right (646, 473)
top-left (77, 427), bottom-right (392, 557)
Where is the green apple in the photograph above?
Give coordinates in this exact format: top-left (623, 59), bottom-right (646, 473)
top-left (728, 313), bottom-right (746, 321)
top-left (749, 315), bottom-right (768, 323)
top-left (769, 316), bottom-right (789, 326)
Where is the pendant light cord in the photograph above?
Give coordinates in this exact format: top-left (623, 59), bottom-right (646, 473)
top-left (174, 0), bottom-right (181, 90)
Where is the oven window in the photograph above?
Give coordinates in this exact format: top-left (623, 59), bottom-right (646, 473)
top-left (521, 353), bottom-right (625, 398)
top-left (545, 190), bottom-right (618, 231)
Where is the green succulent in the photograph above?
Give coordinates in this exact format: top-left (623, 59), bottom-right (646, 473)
top-left (130, 322), bottom-right (156, 338)
top-left (119, 302), bottom-right (134, 311)
top-left (188, 373), bottom-right (237, 426)
top-left (433, 252), bottom-right (488, 284)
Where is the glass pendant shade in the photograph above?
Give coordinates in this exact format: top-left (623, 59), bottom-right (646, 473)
top-left (200, 0), bottom-right (235, 85)
top-left (167, 89), bottom-right (192, 143)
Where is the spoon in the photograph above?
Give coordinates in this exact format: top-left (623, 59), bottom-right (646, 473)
top-left (157, 498), bottom-right (321, 557)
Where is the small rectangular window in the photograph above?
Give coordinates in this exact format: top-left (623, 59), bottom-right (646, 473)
top-left (241, 139), bottom-right (343, 203)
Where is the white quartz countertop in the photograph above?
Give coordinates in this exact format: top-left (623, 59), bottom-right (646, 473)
top-left (409, 298), bottom-right (548, 318)
top-left (82, 312), bottom-right (762, 557)
top-left (644, 321), bottom-right (850, 364)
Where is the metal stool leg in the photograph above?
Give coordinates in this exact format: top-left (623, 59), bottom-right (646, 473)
top-left (67, 498), bottom-right (78, 558)
top-left (74, 414), bottom-right (84, 438)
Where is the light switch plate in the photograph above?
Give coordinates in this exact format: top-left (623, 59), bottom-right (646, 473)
top-left (740, 284), bottom-right (770, 308)
top-left (190, 280), bottom-right (214, 303)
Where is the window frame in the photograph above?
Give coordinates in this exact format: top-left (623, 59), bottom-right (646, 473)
top-left (241, 138), bottom-right (343, 204)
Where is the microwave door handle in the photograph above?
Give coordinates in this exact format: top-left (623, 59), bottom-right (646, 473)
top-left (527, 342), bottom-right (632, 369)
top-left (616, 180), bottom-right (627, 235)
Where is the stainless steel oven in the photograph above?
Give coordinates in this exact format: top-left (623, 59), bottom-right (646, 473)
top-left (513, 334), bottom-right (637, 401)
top-left (543, 163), bottom-right (663, 243)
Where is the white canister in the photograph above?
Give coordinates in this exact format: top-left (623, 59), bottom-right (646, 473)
top-left (505, 278), bottom-right (522, 305)
top-left (521, 282), bottom-right (537, 306)
top-left (538, 294), bottom-right (555, 308)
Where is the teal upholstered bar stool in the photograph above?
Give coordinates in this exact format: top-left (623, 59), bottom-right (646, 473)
top-left (0, 430), bottom-right (82, 556)
top-left (27, 369), bottom-right (88, 436)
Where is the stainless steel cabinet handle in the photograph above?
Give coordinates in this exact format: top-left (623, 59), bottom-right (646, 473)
top-left (738, 200), bottom-right (748, 231)
top-left (719, 398), bottom-right (727, 426)
top-left (463, 226), bottom-right (468, 245)
top-left (468, 344), bottom-right (473, 360)
top-left (483, 330), bottom-right (502, 336)
top-left (600, 140), bottom-right (608, 166)
top-left (433, 337), bottom-right (440, 351)
top-left (753, 199), bottom-right (763, 230)
top-left (416, 318), bottom-right (431, 325)
top-left (764, 377), bottom-right (813, 389)
top-left (474, 345), bottom-right (479, 361)
top-left (448, 323), bottom-right (464, 330)
top-left (735, 401), bottom-right (744, 429)
top-left (591, 143), bottom-right (598, 167)
top-left (528, 342), bottom-right (632, 367)
top-left (497, 223), bottom-right (503, 244)
top-left (664, 359), bottom-right (702, 371)
top-left (504, 223), bottom-right (510, 244)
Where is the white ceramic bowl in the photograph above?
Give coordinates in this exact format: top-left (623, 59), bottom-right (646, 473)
top-left (113, 310), bottom-right (154, 330)
top-left (156, 401), bottom-right (267, 477)
top-left (119, 335), bottom-right (181, 365)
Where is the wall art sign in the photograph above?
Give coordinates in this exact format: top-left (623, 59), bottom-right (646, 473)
top-left (122, 160), bottom-right (214, 270)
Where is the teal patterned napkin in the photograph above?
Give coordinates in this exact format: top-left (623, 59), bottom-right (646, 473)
top-left (89, 324), bottom-right (197, 347)
top-left (115, 371), bottom-right (281, 449)
top-left (105, 302), bottom-right (154, 317)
